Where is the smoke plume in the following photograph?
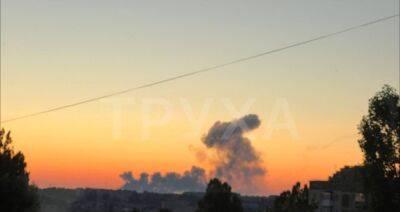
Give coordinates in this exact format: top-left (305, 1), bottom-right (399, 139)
top-left (120, 114), bottom-right (266, 194)
top-left (202, 114), bottom-right (266, 194)
top-left (120, 166), bottom-right (206, 193)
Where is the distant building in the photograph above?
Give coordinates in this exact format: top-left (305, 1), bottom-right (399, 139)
top-left (309, 166), bottom-right (367, 212)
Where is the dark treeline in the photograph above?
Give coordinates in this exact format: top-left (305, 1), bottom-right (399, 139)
top-left (39, 182), bottom-right (270, 212)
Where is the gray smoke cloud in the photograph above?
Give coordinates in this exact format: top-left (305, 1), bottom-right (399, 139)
top-left (202, 114), bottom-right (266, 194)
top-left (120, 114), bottom-right (266, 194)
top-left (120, 166), bottom-right (206, 193)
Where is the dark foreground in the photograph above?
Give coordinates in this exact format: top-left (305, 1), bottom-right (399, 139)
top-left (39, 188), bottom-right (274, 212)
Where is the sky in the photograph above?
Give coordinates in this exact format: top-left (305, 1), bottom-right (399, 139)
top-left (0, 0), bottom-right (399, 195)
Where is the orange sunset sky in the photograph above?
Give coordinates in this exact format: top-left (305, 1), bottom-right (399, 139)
top-left (1, 0), bottom-right (399, 195)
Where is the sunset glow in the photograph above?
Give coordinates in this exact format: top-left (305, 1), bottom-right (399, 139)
top-left (1, 0), bottom-right (398, 197)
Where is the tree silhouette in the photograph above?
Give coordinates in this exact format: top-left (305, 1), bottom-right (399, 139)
top-left (197, 178), bottom-right (243, 212)
top-left (272, 182), bottom-right (315, 212)
top-left (0, 129), bottom-right (40, 211)
top-left (358, 85), bottom-right (400, 211)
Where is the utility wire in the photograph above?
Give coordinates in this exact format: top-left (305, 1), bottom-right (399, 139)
top-left (1, 14), bottom-right (399, 123)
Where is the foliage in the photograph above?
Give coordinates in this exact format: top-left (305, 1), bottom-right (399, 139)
top-left (328, 165), bottom-right (365, 192)
top-left (272, 182), bottom-right (315, 212)
top-left (197, 178), bottom-right (243, 212)
top-left (358, 85), bottom-right (400, 211)
top-left (0, 129), bottom-right (40, 212)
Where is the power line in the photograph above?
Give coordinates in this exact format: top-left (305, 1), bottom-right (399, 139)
top-left (1, 14), bottom-right (399, 123)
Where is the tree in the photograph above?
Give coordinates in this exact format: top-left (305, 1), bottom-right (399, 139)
top-left (0, 129), bottom-right (40, 211)
top-left (272, 182), bottom-right (315, 212)
top-left (358, 85), bottom-right (400, 211)
top-left (197, 178), bottom-right (243, 212)
top-left (328, 165), bottom-right (365, 192)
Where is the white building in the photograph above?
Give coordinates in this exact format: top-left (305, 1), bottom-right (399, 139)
top-left (309, 181), bottom-right (366, 212)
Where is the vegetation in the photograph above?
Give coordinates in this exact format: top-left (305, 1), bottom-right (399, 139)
top-left (0, 129), bottom-right (40, 212)
top-left (358, 85), bottom-right (400, 211)
top-left (197, 178), bottom-right (243, 212)
top-left (328, 165), bottom-right (364, 192)
top-left (271, 182), bottom-right (315, 212)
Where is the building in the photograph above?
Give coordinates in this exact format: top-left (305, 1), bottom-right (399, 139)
top-left (309, 166), bottom-right (367, 212)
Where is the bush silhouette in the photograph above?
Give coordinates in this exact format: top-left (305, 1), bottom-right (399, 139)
top-left (197, 178), bottom-right (243, 212)
top-left (272, 182), bottom-right (315, 212)
top-left (0, 129), bottom-right (40, 211)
